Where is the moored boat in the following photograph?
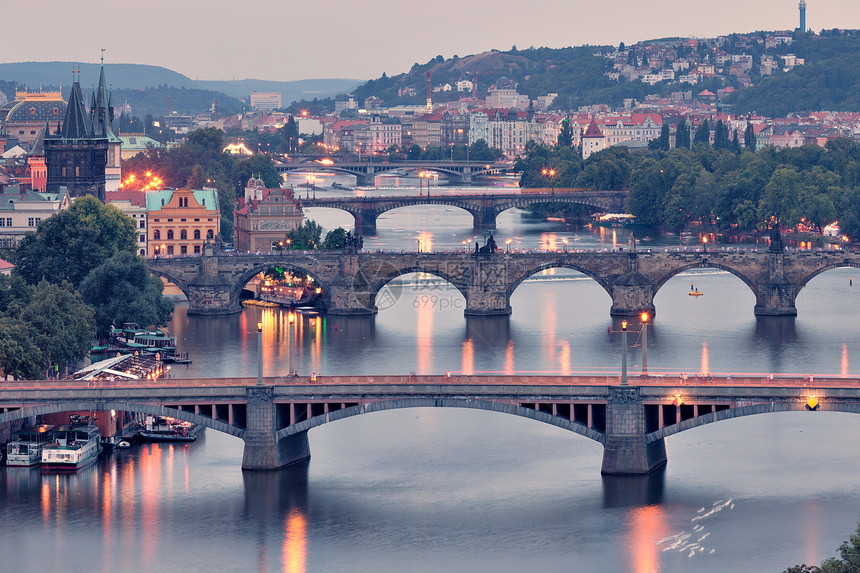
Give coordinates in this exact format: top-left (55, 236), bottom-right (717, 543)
top-left (41, 416), bottom-right (103, 471)
top-left (138, 416), bottom-right (198, 442)
top-left (6, 425), bottom-right (54, 466)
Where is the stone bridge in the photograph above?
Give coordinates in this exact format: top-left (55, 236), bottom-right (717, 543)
top-left (297, 190), bottom-right (627, 232)
top-left (1, 375), bottom-right (855, 475)
top-left (276, 160), bottom-right (510, 186)
top-left (146, 248), bottom-right (860, 318)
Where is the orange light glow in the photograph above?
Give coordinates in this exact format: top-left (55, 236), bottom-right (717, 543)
top-left (461, 338), bottom-right (474, 375)
top-left (626, 505), bottom-right (670, 573)
top-left (282, 509), bottom-right (308, 573)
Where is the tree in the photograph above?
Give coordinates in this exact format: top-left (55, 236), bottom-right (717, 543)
top-left (557, 119), bottom-right (574, 148)
top-left (19, 281), bottom-right (95, 373)
top-left (694, 120), bottom-right (711, 146)
top-left (322, 227), bottom-right (348, 250)
top-left (286, 220), bottom-right (323, 250)
top-left (0, 317), bottom-right (44, 380)
top-left (745, 122), bottom-right (757, 151)
top-left (79, 251), bottom-right (174, 338)
top-left (15, 197), bottom-right (137, 288)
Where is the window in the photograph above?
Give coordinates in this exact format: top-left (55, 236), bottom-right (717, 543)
top-left (180, 229), bottom-right (187, 240)
top-left (0, 219), bottom-right (4, 227)
top-left (193, 229), bottom-right (200, 240)
top-left (167, 245), bottom-right (174, 255)
top-left (181, 218), bottom-right (186, 222)
top-left (139, 234), bottom-right (146, 243)
top-left (180, 245), bottom-right (187, 254)
top-left (28, 218), bottom-right (35, 227)
top-left (153, 230), bottom-right (161, 240)
top-left (140, 249), bottom-right (145, 256)
top-left (206, 229), bottom-right (214, 239)
top-left (167, 218), bottom-right (173, 222)
top-left (167, 230), bottom-right (174, 240)
top-left (5, 218), bottom-right (10, 226)
top-left (194, 218), bottom-right (200, 222)
top-left (139, 220), bottom-right (145, 228)
top-left (194, 245), bottom-right (201, 254)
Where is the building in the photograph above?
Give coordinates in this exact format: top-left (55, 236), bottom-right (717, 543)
top-left (146, 188), bottom-right (219, 256)
top-left (0, 188), bottom-right (71, 249)
top-left (0, 88), bottom-right (66, 146)
top-left (105, 189), bottom-right (148, 256)
top-left (486, 77), bottom-right (530, 111)
top-left (45, 65), bottom-right (120, 202)
top-left (249, 92), bottom-right (282, 111)
top-left (581, 119), bottom-right (606, 159)
top-left (0, 258), bottom-right (13, 275)
top-left (234, 176), bottom-right (303, 252)
top-left (117, 133), bottom-right (165, 160)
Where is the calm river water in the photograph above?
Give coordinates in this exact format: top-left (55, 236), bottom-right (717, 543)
top-left (3, 184), bottom-right (860, 573)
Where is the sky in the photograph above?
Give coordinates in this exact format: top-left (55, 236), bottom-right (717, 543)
top-left (2, 0), bottom-right (857, 82)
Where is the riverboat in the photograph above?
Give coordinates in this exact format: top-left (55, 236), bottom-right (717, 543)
top-left (109, 323), bottom-right (178, 358)
top-left (41, 416), bottom-right (103, 471)
top-left (594, 213), bottom-right (637, 227)
top-left (138, 416), bottom-right (198, 443)
top-left (6, 425), bottom-right (54, 466)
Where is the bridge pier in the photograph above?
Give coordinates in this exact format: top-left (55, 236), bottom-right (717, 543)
top-left (326, 284), bottom-right (378, 316)
top-left (242, 387), bottom-right (311, 470)
top-left (471, 208), bottom-right (498, 230)
top-left (754, 283), bottom-right (798, 316)
top-left (186, 284), bottom-right (241, 315)
top-left (601, 387), bottom-right (667, 475)
top-left (352, 209), bottom-right (379, 235)
top-left (608, 275), bottom-right (656, 318)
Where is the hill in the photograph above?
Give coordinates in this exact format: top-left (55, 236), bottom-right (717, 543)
top-left (0, 62), bottom-right (361, 115)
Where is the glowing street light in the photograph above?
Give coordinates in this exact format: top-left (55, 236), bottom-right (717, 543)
top-left (640, 312), bottom-right (649, 374)
top-left (256, 320), bottom-right (264, 385)
top-left (620, 320), bottom-right (628, 386)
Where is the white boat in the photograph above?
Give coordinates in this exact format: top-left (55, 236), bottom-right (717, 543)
top-left (6, 425), bottom-right (54, 466)
top-left (41, 416), bottom-right (103, 471)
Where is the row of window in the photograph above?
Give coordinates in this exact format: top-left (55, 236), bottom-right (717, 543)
top-left (0, 218), bottom-right (12, 227)
top-left (152, 218), bottom-right (214, 223)
top-left (154, 245), bottom-right (202, 255)
top-left (28, 218), bottom-right (41, 227)
top-left (152, 229), bottom-right (215, 240)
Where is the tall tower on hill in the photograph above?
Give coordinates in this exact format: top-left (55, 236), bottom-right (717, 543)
top-left (799, 0), bottom-right (807, 32)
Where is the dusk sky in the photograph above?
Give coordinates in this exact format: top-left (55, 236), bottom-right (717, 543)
top-left (3, 0), bottom-right (857, 82)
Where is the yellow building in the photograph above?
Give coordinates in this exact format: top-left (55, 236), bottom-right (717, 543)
top-left (146, 188), bottom-right (219, 256)
top-left (234, 177), bottom-right (303, 252)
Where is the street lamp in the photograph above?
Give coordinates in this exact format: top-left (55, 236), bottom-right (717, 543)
top-left (257, 320), bottom-right (263, 385)
top-left (505, 238), bottom-right (512, 253)
top-left (702, 235), bottom-right (708, 252)
top-left (620, 320), bottom-right (628, 386)
top-left (640, 313), bottom-right (649, 374)
top-left (541, 168), bottom-right (557, 194)
top-left (288, 312), bottom-right (295, 376)
top-left (562, 237), bottom-right (568, 252)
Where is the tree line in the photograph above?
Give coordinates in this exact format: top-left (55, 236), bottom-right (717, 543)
top-left (0, 197), bottom-right (173, 380)
top-left (516, 137), bottom-right (860, 238)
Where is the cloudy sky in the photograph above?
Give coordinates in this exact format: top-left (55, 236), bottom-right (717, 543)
top-left (3, 0), bottom-right (856, 82)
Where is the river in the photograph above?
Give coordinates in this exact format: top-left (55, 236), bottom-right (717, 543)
top-left (3, 184), bottom-right (860, 572)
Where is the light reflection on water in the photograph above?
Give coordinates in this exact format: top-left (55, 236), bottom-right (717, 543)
top-left (6, 199), bottom-right (860, 572)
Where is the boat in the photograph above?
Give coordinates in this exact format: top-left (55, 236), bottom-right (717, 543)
top-left (689, 290), bottom-right (704, 296)
top-left (6, 425), bottom-right (54, 466)
top-left (115, 440), bottom-right (132, 449)
top-left (41, 415), bottom-right (102, 471)
top-left (109, 323), bottom-right (178, 358)
top-left (138, 416), bottom-right (198, 443)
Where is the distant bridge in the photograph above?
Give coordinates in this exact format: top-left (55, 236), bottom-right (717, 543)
top-left (146, 247), bottom-right (860, 318)
top-left (296, 190), bottom-right (628, 231)
top-left (275, 160), bottom-right (511, 185)
top-left (1, 375), bottom-right (856, 475)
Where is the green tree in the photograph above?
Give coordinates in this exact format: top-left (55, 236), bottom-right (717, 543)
top-left (0, 316), bottom-right (44, 380)
top-left (19, 281), bottom-right (95, 373)
top-left (557, 119), bottom-right (574, 148)
top-left (694, 120), bottom-right (711, 146)
top-left (744, 122), bottom-right (757, 151)
top-left (79, 251), bottom-right (174, 338)
top-left (675, 119), bottom-right (691, 149)
top-left (15, 197), bottom-right (137, 288)
top-left (322, 227), bottom-right (348, 250)
top-left (286, 220), bottom-right (323, 250)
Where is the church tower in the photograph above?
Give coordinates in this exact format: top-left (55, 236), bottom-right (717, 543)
top-left (45, 67), bottom-right (109, 202)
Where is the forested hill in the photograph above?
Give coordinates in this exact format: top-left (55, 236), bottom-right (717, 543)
top-left (345, 31), bottom-right (860, 113)
top-left (726, 51), bottom-right (860, 116)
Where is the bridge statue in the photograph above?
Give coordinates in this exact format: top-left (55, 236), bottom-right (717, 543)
top-left (769, 224), bottom-right (784, 252)
top-left (475, 233), bottom-right (498, 255)
top-left (343, 231), bottom-right (363, 254)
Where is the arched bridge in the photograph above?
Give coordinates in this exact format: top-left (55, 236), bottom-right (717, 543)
top-left (276, 160), bottom-right (510, 185)
top-left (2, 375), bottom-right (856, 475)
top-left (146, 248), bottom-right (860, 318)
top-left (297, 190), bottom-right (627, 232)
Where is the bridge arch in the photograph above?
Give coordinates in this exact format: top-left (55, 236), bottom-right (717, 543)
top-left (367, 268), bottom-right (470, 310)
top-left (275, 398), bottom-right (606, 444)
top-left (148, 268), bottom-right (191, 301)
top-left (230, 260), bottom-right (334, 311)
top-left (506, 263), bottom-right (615, 300)
top-left (795, 262), bottom-right (860, 292)
top-left (0, 401), bottom-right (245, 438)
top-left (653, 262), bottom-right (759, 297)
top-left (646, 401), bottom-right (860, 444)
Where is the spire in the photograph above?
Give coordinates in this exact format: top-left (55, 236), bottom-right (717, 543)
top-left (29, 123), bottom-right (47, 156)
top-left (92, 62), bottom-right (119, 142)
top-left (58, 75), bottom-right (92, 139)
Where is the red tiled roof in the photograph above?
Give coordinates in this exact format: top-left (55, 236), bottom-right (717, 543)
top-left (583, 119), bottom-right (604, 138)
top-left (106, 189), bottom-right (146, 207)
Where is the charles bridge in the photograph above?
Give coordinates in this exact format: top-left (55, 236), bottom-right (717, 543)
top-left (1, 374), bottom-right (855, 475)
top-left (146, 246), bottom-right (860, 318)
top-left (275, 160), bottom-right (510, 186)
top-left (295, 189), bottom-right (627, 232)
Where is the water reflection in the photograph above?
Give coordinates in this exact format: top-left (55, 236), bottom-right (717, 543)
top-left (602, 467), bottom-right (666, 509)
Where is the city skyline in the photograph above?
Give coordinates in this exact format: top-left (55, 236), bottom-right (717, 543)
top-left (1, 0), bottom-right (856, 83)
